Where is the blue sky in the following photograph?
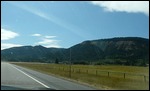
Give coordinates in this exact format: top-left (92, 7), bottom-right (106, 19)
top-left (1, 1), bottom-right (149, 50)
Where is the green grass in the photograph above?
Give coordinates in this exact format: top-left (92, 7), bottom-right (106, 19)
top-left (12, 62), bottom-right (149, 90)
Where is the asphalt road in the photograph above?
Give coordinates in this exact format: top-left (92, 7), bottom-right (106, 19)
top-left (1, 62), bottom-right (96, 90)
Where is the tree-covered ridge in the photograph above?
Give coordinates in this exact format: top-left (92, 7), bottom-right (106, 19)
top-left (1, 37), bottom-right (149, 66)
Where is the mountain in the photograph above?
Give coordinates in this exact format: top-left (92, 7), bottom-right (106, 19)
top-left (1, 37), bottom-right (149, 66)
top-left (1, 45), bottom-right (67, 63)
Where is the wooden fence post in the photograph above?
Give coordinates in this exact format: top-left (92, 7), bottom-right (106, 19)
top-left (144, 75), bottom-right (146, 82)
top-left (124, 73), bottom-right (125, 79)
top-left (96, 70), bottom-right (97, 75)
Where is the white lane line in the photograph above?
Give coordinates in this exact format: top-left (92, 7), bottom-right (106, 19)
top-left (11, 64), bottom-right (50, 88)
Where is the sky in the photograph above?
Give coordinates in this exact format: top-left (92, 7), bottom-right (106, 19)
top-left (1, 1), bottom-right (149, 50)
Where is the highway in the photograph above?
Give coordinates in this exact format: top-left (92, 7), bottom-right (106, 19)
top-left (1, 62), bottom-right (96, 90)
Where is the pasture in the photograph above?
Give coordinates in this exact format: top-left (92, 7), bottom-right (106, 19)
top-left (12, 62), bottom-right (149, 90)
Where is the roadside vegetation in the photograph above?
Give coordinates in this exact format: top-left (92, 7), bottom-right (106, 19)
top-left (12, 62), bottom-right (149, 90)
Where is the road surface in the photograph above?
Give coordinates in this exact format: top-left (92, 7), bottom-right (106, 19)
top-left (1, 62), bottom-right (97, 90)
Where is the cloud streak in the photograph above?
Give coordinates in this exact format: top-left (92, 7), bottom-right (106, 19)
top-left (44, 35), bottom-right (56, 39)
top-left (37, 37), bottom-right (60, 48)
top-left (1, 43), bottom-right (23, 50)
top-left (1, 28), bottom-right (22, 50)
top-left (37, 38), bottom-right (57, 44)
top-left (31, 33), bottom-right (41, 37)
top-left (8, 1), bottom-right (92, 39)
top-left (1, 28), bottom-right (19, 40)
top-left (31, 33), bottom-right (60, 48)
top-left (90, 1), bottom-right (149, 16)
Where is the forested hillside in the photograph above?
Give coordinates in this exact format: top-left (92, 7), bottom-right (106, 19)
top-left (1, 37), bottom-right (149, 66)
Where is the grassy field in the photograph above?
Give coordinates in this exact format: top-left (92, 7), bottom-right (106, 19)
top-left (12, 62), bottom-right (149, 90)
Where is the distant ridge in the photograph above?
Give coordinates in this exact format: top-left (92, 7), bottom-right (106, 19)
top-left (1, 37), bottom-right (149, 66)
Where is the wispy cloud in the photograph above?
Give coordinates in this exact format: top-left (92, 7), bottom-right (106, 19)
top-left (1, 43), bottom-right (23, 50)
top-left (37, 37), bottom-right (60, 48)
top-left (1, 28), bottom-right (22, 50)
top-left (1, 28), bottom-right (19, 40)
top-left (31, 33), bottom-right (42, 37)
top-left (44, 35), bottom-right (56, 39)
top-left (90, 1), bottom-right (149, 16)
top-left (44, 44), bottom-right (61, 48)
top-left (31, 33), bottom-right (60, 48)
top-left (37, 38), bottom-right (56, 44)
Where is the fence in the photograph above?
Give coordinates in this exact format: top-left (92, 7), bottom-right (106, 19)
top-left (48, 66), bottom-right (149, 82)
